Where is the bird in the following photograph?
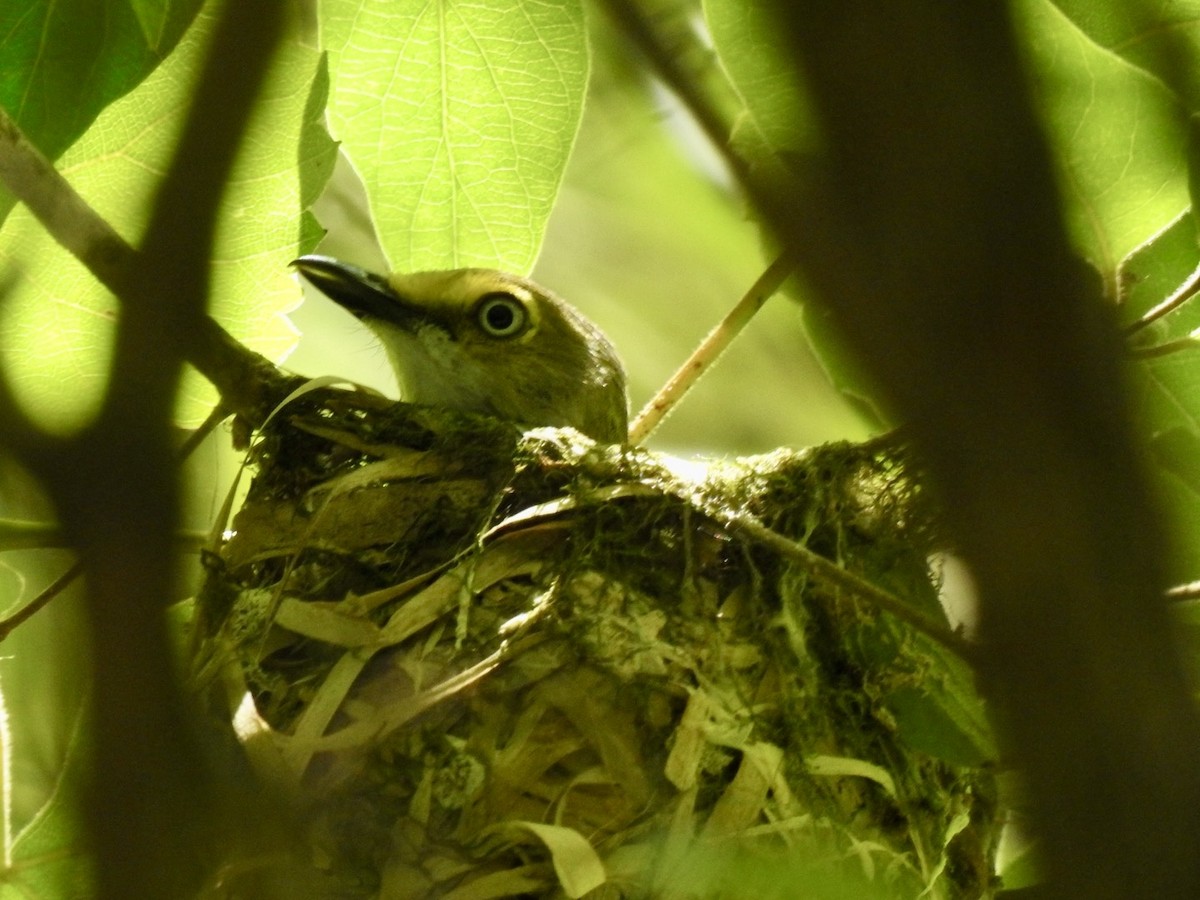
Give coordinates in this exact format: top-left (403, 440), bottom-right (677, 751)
top-left (292, 256), bottom-right (629, 444)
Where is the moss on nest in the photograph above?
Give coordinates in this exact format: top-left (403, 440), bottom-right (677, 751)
top-left (193, 387), bottom-right (1000, 899)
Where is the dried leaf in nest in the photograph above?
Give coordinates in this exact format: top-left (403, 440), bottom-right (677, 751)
top-left (193, 388), bottom-right (1001, 899)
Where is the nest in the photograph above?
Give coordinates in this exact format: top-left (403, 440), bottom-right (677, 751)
top-left (192, 387), bottom-right (1000, 899)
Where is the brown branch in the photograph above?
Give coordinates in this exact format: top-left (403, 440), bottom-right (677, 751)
top-left (767, 6), bottom-right (1200, 899)
top-left (0, 1), bottom-right (294, 897)
top-left (722, 511), bottom-right (975, 662)
top-left (603, 2), bottom-right (1200, 897)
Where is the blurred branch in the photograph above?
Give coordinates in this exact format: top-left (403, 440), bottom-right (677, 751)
top-left (603, 1), bottom-right (1200, 897)
top-left (598, 0), bottom-right (748, 187)
top-left (1167, 580), bottom-right (1200, 600)
top-left (766, 6), bottom-right (1200, 899)
top-left (0, 0), bottom-right (292, 897)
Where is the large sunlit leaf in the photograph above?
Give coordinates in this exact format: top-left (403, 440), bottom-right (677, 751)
top-left (1117, 210), bottom-right (1200, 334)
top-left (702, 0), bottom-right (819, 165)
top-left (0, 694), bottom-right (93, 899)
top-left (1012, 0), bottom-right (1190, 297)
top-left (0, 0), bottom-right (203, 221)
top-left (0, 3), bottom-right (333, 433)
top-left (1047, 1), bottom-right (1200, 111)
top-left (1045, 4), bottom-right (1200, 579)
top-left (319, 0), bottom-right (588, 274)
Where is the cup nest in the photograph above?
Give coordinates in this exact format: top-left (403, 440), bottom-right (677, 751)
top-left (192, 387), bottom-right (1000, 899)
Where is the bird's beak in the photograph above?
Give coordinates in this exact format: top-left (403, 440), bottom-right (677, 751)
top-left (291, 255), bottom-right (417, 327)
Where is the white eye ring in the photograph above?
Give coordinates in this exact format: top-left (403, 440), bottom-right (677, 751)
top-left (476, 293), bottom-right (529, 338)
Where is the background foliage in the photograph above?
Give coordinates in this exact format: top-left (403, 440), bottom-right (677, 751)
top-left (1, 0), bottom-right (1200, 896)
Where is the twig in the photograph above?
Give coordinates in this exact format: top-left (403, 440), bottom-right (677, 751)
top-left (721, 510), bottom-right (976, 662)
top-left (1127, 335), bottom-right (1200, 360)
top-left (179, 403), bottom-right (232, 458)
top-left (0, 561), bottom-right (82, 643)
top-left (0, 389), bottom-right (235, 643)
top-left (629, 251), bottom-right (796, 445)
top-left (1167, 580), bottom-right (1200, 600)
top-left (0, 524), bottom-right (213, 647)
top-left (1123, 263), bottom-right (1200, 337)
top-left (0, 2), bottom-right (293, 897)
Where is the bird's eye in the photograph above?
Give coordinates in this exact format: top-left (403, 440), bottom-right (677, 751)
top-left (475, 293), bottom-right (529, 338)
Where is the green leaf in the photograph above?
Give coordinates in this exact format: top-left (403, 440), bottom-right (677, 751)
top-left (672, 842), bottom-right (900, 900)
top-left (884, 650), bottom-right (997, 768)
top-left (1012, 0), bottom-right (1190, 296)
top-left (1154, 426), bottom-right (1200, 500)
top-left (1119, 219), bottom-right (1200, 583)
top-left (1135, 387), bottom-right (1200, 579)
top-left (0, 3), bottom-right (331, 433)
top-left (0, 694), bottom-right (94, 899)
top-left (319, 0), bottom-right (588, 274)
top-left (0, 0), bottom-right (203, 220)
top-left (798, 302), bottom-right (888, 427)
top-left (703, 0), bottom-right (819, 165)
top-left (299, 54), bottom-right (338, 253)
top-left (127, 0), bottom-right (178, 52)
top-left (1116, 209), bottom-right (1200, 335)
top-left (1047, 1), bottom-right (1200, 111)
top-left (1045, 6), bottom-right (1200, 588)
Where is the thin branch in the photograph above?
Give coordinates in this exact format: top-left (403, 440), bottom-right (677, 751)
top-left (0, 110), bottom-right (129, 277)
top-left (1127, 335), bottom-right (1200, 360)
top-left (0, 560), bottom-right (82, 643)
top-left (629, 252), bottom-right (796, 445)
top-left (721, 510), bottom-right (976, 662)
top-left (179, 403), bottom-right (232, 458)
top-left (0, 2), bottom-right (295, 897)
top-left (1167, 580), bottom-right (1200, 600)
top-left (0, 521), bottom-right (208, 645)
top-left (1123, 263), bottom-right (1200, 337)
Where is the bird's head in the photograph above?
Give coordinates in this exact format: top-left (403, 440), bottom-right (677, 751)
top-left (293, 255), bottom-right (628, 444)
